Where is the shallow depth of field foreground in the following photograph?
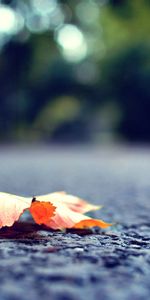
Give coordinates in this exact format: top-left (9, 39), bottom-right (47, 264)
top-left (0, 146), bottom-right (150, 300)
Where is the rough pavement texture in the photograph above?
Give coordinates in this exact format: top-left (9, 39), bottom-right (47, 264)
top-left (0, 146), bottom-right (150, 300)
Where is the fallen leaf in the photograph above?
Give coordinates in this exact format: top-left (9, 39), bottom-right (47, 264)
top-left (29, 201), bottom-right (56, 225)
top-left (37, 192), bottom-right (101, 213)
top-left (74, 219), bottom-right (112, 229)
top-left (0, 192), bottom-right (112, 230)
top-left (0, 192), bottom-right (31, 228)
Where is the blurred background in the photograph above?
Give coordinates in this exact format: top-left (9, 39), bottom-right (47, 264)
top-left (0, 0), bottom-right (150, 144)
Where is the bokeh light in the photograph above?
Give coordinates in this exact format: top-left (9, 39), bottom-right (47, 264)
top-left (76, 1), bottom-right (99, 25)
top-left (0, 5), bottom-right (24, 35)
top-left (56, 24), bottom-right (87, 62)
top-left (0, 0), bottom-right (150, 143)
top-left (26, 13), bottom-right (50, 33)
top-left (31, 0), bottom-right (57, 15)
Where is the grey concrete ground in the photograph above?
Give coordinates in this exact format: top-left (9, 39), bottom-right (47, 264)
top-left (0, 145), bottom-right (150, 300)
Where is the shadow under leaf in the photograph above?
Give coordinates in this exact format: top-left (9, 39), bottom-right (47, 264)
top-left (0, 221), bottom-right (96, 239)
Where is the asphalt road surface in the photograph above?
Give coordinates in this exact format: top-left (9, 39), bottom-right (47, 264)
top-left (0, 145), bottom-right (150, 300)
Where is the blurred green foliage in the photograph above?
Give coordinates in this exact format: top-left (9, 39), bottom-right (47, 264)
top-left (0, 0), bottom-right (150, 143)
